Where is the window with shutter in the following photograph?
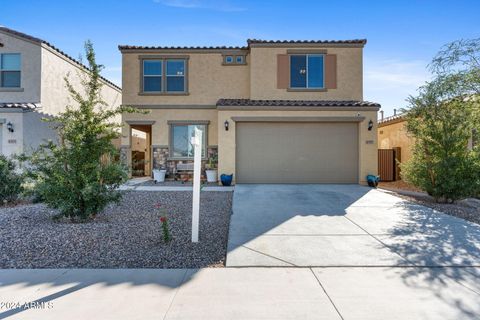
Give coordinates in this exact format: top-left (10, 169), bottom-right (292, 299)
top-left (289, 54), bottom-right (324, 89)
top-left (277, 52), bottom-right (337, 90)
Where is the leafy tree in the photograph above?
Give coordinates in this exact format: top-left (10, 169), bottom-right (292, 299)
top-left (28, 41), bottom-right (134, 220)
top-left (402, 38), bottom-right (480, 202)
top-left (0, 155), bottom-right (23, 204)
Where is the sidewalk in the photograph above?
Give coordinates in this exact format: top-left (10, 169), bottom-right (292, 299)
top-left (1, 267), bottom-right (479, 319)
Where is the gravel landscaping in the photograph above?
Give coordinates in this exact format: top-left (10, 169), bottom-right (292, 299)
top-left (137, 180), bottom-right (220, 187)
top-left (379, 187), bottom-right (480, 225)
top-left (0, 191), bottom-right (232, 268)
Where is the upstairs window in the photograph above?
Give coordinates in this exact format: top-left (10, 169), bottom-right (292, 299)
top-left (290, 54), bottom-right (324, 89)
top-left (166, 60), bottom-right (185, 92)
top-left (235, 55), bottom-right (244, 64)
top-left (142, 58), bottom-right (186, 93)
top-left (0, 53), bottom-right (21, 88)
top-left (222, 53), bottom-right (246, 65)
top-left (143, 60), bottom-right (162, 92)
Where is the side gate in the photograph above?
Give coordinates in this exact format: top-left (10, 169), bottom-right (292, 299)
top-left (378, 148), bottom-right (401, 181)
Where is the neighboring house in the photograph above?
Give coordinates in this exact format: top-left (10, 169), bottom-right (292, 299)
top-left (378, 110), bottom-right (477, 181)
top-left (0, 27), bottom-right (122, 157)
top-left (119, 39), bottom-right (380, 184)
top-left (377, 111), bottom-right (413, 165)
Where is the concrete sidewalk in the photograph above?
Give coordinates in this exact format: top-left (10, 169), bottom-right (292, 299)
top-left (0, 267), bottom-right (479, 319)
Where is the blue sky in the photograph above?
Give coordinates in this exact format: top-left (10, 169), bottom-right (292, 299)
top-left (2, 0), bottom-right (479, 115)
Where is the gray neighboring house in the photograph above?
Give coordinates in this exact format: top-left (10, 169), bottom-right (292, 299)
top-left (0, 26), bottom-right (122, 157)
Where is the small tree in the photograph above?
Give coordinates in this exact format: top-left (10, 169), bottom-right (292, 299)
top-left (0, 155), bottom-right (23, 204)
top-left (402, 38), bottom-right (480, 202)
top-left (29, 41), bottom-right (133, 220)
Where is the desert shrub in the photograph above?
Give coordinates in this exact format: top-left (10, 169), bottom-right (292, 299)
top-left (0, 155), bottom-right (23, 204)
top-left (27, 41), bottom-right (135, 220)
top-left (401, 38), bottom-right (480, 202)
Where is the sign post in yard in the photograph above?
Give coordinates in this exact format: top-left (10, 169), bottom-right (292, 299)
top-left (191, 127), bottom-right (202, 243)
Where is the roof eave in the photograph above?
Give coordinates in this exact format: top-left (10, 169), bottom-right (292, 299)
top-left (118, 46), bottom-right (248, 53)
top-left (217, 105), bottom-right (380, 111)
top-left (248, 42), bottom-right (366, 49)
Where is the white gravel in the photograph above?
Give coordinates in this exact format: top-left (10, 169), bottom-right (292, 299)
top-left (0, 191), bottom-right (232, 268)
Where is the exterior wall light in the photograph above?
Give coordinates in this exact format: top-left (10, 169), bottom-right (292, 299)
top-left (224, 120), bottom-right (229, 131)
top-left (368, 120), bottom-right (373, 131)
top-left (6, 122), bottom-right (14, 133)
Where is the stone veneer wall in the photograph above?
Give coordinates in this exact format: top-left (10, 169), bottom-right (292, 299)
top-left (120, 146), bottom-right (129, 167)
top-left (152, 145), bottom-right (218, 180)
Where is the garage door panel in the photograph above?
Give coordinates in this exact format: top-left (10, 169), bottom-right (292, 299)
top-left (236, 122), bottom-right (358, 183)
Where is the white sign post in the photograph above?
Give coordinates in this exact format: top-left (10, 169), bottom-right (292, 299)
top-left (191, 127), bottom-right (202, 243)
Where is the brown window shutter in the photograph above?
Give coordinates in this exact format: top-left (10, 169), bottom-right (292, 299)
top-left (277, 54), bottom-right (289, 89)
top-left (325, 54), bottom-right (337, 89)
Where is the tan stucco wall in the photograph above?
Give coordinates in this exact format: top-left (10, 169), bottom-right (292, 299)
top-left (122, 108), bottom-right (377, 184)
top-left (122, 52), bottom-right (250, 106)
top-left (120, 44), bottom-right (372, 183)
top-left (121, 109), bottom-right (218, 147)
top-left (249, 46), bottom-right (363, 100)
top-left (0, 31), bottom-right (42, 103)
top-left (218, 109), bottom-right (377, 185)
top-left (40, 46), bottom-right (122, 121)
top-left (378, 119), bottom-right (413, 163)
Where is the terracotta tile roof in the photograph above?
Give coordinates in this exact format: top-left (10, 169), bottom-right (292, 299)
top-left (378, 113), bottom-right (406, 126)
top-left (118, 45), bottom-right (247, 50)
top-left (119, 39), bottom-right (367, 51)
top-left (247, 39), bottom-right (367, 45)
top-left (216, 99), bottom-right (380, 108)
top-left (0, 102), bottom-right (38, 110)
top-left (0, 26), bottom-right (121, 91)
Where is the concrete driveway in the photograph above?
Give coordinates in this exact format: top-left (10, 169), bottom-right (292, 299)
top-left (226, 184), bottom-right (480, 267)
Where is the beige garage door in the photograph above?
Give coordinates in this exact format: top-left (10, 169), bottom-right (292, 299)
top-left (236, 122), bottom-right (359, 183)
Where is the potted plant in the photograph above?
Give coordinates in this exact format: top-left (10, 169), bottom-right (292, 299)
top-left (205, 154), bottom-right (218, 183)
top-left (153, 168), bottom-right (167, 183)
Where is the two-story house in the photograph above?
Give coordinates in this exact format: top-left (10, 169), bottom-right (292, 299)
top-left (0, 27), bottom-right (122, 157)
top-left (119, 39), bottom-right (380, 184)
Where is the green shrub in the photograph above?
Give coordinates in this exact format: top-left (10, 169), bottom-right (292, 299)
top-left (0, 154), bottom-right (23, 204)
top-left (27, 41), bottom-right (136, 221)
top-left (401, 37), bottom-right (480, 202)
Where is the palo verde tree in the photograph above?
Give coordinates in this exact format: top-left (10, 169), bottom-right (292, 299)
top-left (28, 41), bottom-right (134, 220)
top-left (401, 38), bottom-right (480, 202)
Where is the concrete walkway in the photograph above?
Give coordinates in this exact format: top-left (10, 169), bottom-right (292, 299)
top-left (119, 185), bottom-right (234, 192)
top-left (227, 184), bottom-right (480, 267)
top-left (119, 177), bottom-right (234, 192)
top-left (1, 267), bottom-right (479, 319)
